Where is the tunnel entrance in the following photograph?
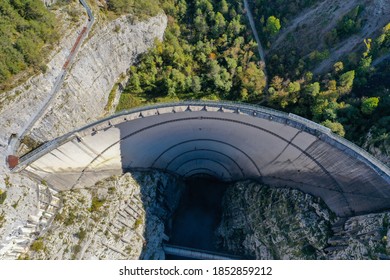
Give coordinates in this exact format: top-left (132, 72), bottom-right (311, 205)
top-left (165, 176), bottom-right (229, 259)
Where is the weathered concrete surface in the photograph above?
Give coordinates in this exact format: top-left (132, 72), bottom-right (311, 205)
top-left (15, 101), bottom-right (390, 217)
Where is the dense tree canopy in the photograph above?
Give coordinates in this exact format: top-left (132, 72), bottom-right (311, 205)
top-left (117, 0), bottom-right (266, 110)
top-left (0, 0), bottom-right (59, 91)
top-left (116, 0), bottom-right (389, 152)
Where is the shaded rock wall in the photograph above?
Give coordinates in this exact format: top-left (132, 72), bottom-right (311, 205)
top-left (217, 181), bottom-right (336, 259)
top-left (217, 180), bottom-right (390, 260)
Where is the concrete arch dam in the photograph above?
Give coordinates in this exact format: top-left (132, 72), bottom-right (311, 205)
top-left (15, 101), bottom-right (390, 217)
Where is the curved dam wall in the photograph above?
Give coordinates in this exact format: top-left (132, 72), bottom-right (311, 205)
top-left (15, 101), bottom-right (390, 217)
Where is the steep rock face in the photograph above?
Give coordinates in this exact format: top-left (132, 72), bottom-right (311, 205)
top-left (0, 4), bottom-right (85, 149)
top-left (0, 177), bottom-right (40, 259)
top-left (363, 130), bottom-right (389, 166)
top-left (217, 180), bottom-right (390, 260)
top-left (328, 212), bottom-right (390, 260)
top-left (25, 171), bottom-right (184, 260)
top-left (0, 9), bottom-right (167, 259)
top-left (29, 14), bottom-right (167, 142)
top-left (0, 13), bottom-right (167, 150)
top-left (216, 181), bottom-right (335, 260)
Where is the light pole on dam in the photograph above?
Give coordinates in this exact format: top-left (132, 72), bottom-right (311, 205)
top-left (11, 101), bottom-right (390, 218)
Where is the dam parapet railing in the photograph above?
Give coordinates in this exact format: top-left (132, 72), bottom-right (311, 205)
top-left (14, 101), bottom-right (390, 179)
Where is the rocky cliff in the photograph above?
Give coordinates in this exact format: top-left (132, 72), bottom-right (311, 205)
top-left (24, 171), bottom-right (184, 260)
top-left (29, 14), bottom-right (167, 143)
top-left (217, 180), bottom-right (390, 260)
top-left (0, 6), bottom-right (167, 259)
top-left (0, 11), bottom-right (167, 151)
top-left (216, 181), bottom-right (336, 259)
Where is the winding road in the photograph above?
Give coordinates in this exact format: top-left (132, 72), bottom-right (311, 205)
top-left (11, 0), bottom-right (95, 155)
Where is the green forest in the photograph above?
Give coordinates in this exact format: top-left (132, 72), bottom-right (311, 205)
top-left (0, 0), bottom-right (59, 91)
top-left (116, 0), bottom-right (266, 110)
top-left (0, 0), bottom-right (388, 153)
top-left (117, 0), bottom-right (389, 152)
top-left (247, 0), bottom-right (390, 149)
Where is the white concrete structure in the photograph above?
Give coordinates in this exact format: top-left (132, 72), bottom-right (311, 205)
top-left (14, 101), bottom-right (390, 217)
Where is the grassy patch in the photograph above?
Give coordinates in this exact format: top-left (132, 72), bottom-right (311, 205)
top-left (64, 211), bottom-right (77, 226)
top-left (76, 228), bottom-right (87, 241)
top-left (72, 244), bottom-right (82, 259)
top-left (88, 196), bottom-right (106, 212)
top-left (104, 83), bottom-right (120, 112)
top-left (134, 217), bottom-right (143, 230)
top-left (0, 212), bottom-right (6, 228)
top-left (0, 190), bottom-right (7, 205)
top-left (11, 198), bottom-right (20, 209)
top-left (4, 176), bottom-right (12, 188)
top-left (20, 135), bottom-right (43, 151)
top-left (116, 93), bottom-right (144, 112)
top-left (31, 239), bottom-right (45, 252)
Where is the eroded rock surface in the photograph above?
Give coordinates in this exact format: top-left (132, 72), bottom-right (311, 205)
top-left (29, 14), bottom-right (167, 143)
top-left (24, 171), bottom-right (183, 260)
top-left (217, 180), bottom-right (390, 260)
top-left (217, 181), bottom-right (336, 259)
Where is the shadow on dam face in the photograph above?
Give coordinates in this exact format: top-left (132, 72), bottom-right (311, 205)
top-left (166, 176), bottom-right (228, 255)
top-left (15, 102), bottom-right (390, 259)
top-left (19, 102), bottom-right (390, 219)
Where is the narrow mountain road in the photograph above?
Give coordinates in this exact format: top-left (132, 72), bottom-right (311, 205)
top-left (243, 0), bottom-right (268, 88)
top-left (12, 0), bottom-right (95, 155)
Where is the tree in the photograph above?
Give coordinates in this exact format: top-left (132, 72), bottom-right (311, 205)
top-left (212, 12), bottom-right (226, 37)
top-left (191, 76), bottom-right (202, 93)
top-left (128, 72), bottom-right (141, 93)
top-left (218, 0), bottom-right (228, 14)
top-left (239, 62), bottom-right (266, 96)
top-left (227, 17), bottom-right (243, 37)
top-left (333, 61), bottom-right (344, 73)
top-left (194, 15), bottom-right (208, 35)
top-left (338, 70), bottom-right (355, 94)
top-left (266, 16), bottom-right (281, 36)
top-left (361, 97), bottom-right (379, 115)
top-left (304, 82), bottom-right (320, 96)
top-left (288, 81), bottom-right (300, 93)
top-left (322, 120), bottom-right (345, 137)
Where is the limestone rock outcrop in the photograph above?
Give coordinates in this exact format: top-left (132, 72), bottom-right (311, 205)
top-left (29, 14), bottom-right (167, 142)
top-left (25, 171), bottom-right (184, 260)
top-left (0, 10), bottom-right (167, 259)
top-left (0, 12), bottom-right (167, 150)
top-left (216, 181), bottom-right (336, 259)
top-left (216, 180), bottom-right (390, 260)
